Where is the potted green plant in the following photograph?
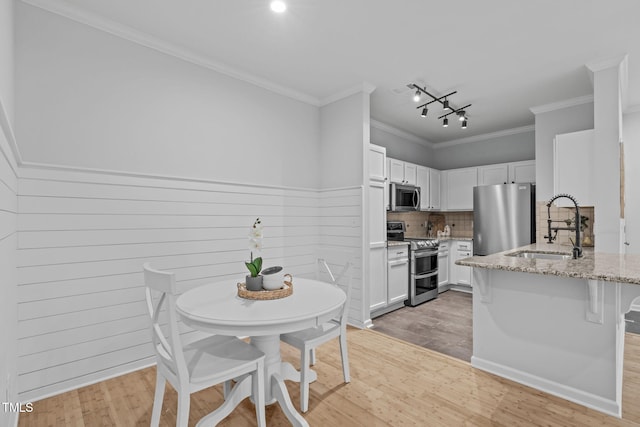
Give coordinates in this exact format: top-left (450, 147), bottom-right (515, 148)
top-left (245, 218), bottom-right (264, 291)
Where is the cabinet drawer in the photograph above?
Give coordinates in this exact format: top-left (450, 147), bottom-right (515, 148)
top-left (458, 251), bottom-right (471, 258)
top-left (457, 241), bottom-right (472, 251)
top-left (388, 248), bottom-right (408, 259)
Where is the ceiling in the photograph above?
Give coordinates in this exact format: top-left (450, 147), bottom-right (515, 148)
top-left (24, 0), bottom-right (640, 144)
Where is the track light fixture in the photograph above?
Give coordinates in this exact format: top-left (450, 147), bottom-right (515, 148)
top-left (410, 83), bottom-right (471, 129)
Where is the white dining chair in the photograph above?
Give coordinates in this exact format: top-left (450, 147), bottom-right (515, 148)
top-left (143, 263), bottom-right (266, 427)
top-left (280, 258), bottom-right (353, 413)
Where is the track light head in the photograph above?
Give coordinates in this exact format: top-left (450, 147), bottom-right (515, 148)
top-left (443, 99), bottom-right (450, 111)
top-left (421, 107), bottom-right (428, 117)
top-left (413, 90), bottom-right (421, 103)
top-left (457, 110), bottom-right (466, 121)
top-left (462, 119), bottom-right (468, 129)
top-left (443, 117), bottom-right (449, 128)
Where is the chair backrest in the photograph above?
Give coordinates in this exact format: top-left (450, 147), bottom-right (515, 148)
top-left (317, 258), bottom-right (353, 327)
top-left (143, 263), bottom-right (189, 383)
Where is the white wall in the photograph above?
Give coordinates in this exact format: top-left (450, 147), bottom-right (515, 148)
top-left (370, 122), bottom-right (434, 167)
top-left (16, 166), bottom-right (325, 401)
top-left (0, 0), bottom-right (14, 124)
top-left (12, 2), bottom-right (371, 400)
top-left (0, 1), bottom-right (18, 426)
top-left (319, 93), bottom-right (365, 188)
top-left (623, 111), bottom-right (640, 254)
top-left (433, 130), bottom-right (535, 170)
top-left (533, 102), bottom-right (594, 201)
top-left (15, 3), bottom-right (320, 189)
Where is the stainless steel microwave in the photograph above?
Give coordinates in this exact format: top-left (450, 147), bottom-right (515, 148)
top-left (390, 183), bottom-right (420, 211)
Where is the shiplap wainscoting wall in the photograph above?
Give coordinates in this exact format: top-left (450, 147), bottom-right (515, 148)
top-left (15, 166), bottom-right (364, 401)
top-left (0, 119), bottom-right (19, 427)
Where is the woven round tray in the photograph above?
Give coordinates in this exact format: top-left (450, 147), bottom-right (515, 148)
top-left (237, 275), bottom-right (293, 300)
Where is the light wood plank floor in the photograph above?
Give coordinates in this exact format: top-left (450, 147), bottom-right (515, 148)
top-left (19, 329), bottom-right (640, 426)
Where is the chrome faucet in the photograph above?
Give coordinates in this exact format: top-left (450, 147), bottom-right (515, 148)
top-left (545, 194), bottom-right (582, 259)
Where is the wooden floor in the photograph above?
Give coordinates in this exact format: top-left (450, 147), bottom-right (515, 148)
top-left (18, 328), bottom-right (640, 426)
top-left (371, 290), bottom-right (473, 361)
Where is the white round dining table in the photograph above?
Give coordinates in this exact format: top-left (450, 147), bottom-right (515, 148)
top-left (176, 277), bottom-right (346, 427)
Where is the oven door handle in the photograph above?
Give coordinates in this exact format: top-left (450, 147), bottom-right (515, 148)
top-left (415, 271), bottom-right (438, 280)
top-left (413, 250), bottom-right (438, 259)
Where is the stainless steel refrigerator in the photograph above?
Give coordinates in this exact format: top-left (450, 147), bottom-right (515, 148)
top-left (473, 183), bottom-right (536, 256)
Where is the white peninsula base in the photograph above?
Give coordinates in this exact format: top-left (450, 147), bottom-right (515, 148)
top-left (471, 268), bottom-right (640, 417)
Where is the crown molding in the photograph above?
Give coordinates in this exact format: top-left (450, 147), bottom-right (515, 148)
top-left (19, 0), bottom-right (322, 107)
top-left (370, 120), bottom-right (433, 147)
top-left (529, 95), bottom-right (594, 115)
top-left (319, 82), bottom-right (376, 106)
top-left (433, 125), bottom-right (535, 150)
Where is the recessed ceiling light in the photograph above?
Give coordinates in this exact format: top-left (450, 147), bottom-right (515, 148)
top-left (270, 1), bottom-right (287, 13)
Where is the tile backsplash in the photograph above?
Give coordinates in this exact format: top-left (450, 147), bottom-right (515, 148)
top-left (387, 211), bottom-right (474, 238)
top-left (536, 202), bottom-right (595, 247)
top-left (388, 203), bottom-right (595, 246)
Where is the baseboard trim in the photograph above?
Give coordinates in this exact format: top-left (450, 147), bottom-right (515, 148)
top-left (471, 356), bottom-right (621, 418)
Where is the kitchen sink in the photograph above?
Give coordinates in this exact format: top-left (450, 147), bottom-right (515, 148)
top-left (506, 251), bottom-right (571, 260)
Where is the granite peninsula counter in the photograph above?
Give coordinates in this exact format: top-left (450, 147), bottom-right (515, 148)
top-left (456, 243), bottom-right (640, 418)
top-left (457, 243), bottom-right (640, 284)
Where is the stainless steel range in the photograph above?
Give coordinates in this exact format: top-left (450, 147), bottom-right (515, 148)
top-left (405, 238), bottom-right (439, 306)
top-left (387, 221), bottom-right (439, 306)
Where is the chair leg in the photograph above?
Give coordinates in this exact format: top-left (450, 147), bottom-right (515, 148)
top-left (223, 380), bottom-right (232, 399)
top-left (253, 361), bottom-right (266, 427)
top-left (176, 391), bottom-right (191, 427)
top-left (150, 372), bottom-right (166, 427)
top-left (339, 332), bottom-right (350, 383)
top-left (310, 348), bottom-right (316, 366)
top-left (300, 347), bottom-right (310, 413)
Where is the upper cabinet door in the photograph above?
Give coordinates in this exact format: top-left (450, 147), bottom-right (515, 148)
top-left (508, 160), bottom-right (536, 184)
top-left (429, 168), bottom-right (441, 210)
top-left (388, 158), bottom-right (405, 183)
top-left (446, 167), bottom-right (478, 211)
top-left (477, 164), bottom-right (509, 185)
top-left (416, 166), bottom-right (430, 210)
top-left (369, 144), bottom-right (387, 182)
top-left (554, 130), bottom-right (594, 207)
top-left (403, 163), bottom-right (417, 186)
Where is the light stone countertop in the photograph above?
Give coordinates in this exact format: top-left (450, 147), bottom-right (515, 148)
top-left (456, 243), bottom-right (640, 285)
top-left (387, 241), bottom-right (410, 247)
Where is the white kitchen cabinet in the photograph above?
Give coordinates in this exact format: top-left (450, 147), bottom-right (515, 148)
top-left (437, 241), bottom-right (449, 290)
top-left (429, 168), bottom-right (441, 210)
top-left (387, 246), bottom-right (409, 305)
top-left (554, 130), bottom-right (594, 207)
top-left (388, 158), bottom-right (405, 184)
top-left (387, 158), bottom-right (417, 185)
top-left (477, 164), bottom-right (508, 185)
top-left (368, 145), bottom-right (388, 314)
top-left (444, 167), bottom-right (478, 211)
top-left (417, 166), bottom-right (441, 210)
top-left (449, 240), bottom-right (473, 288)
top-left (403, 163), bottom-right (417, 185)
top-left (508, 160), bottom-right (535, 183)
top-left (369, 144), bottom-right (387, 182)
top-left (369, 246), bottom-right (387, 312)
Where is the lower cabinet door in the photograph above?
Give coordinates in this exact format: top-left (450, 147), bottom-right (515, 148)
top-left (438, 253), bottom-right (449, 288)
top-left (387, 259), bottom-right (409, 305)
top-left (369, 247), bottom-right (387, 312)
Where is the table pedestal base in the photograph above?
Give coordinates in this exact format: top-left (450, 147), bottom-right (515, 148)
top-left (250, 335), bottom-right (312, 427)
